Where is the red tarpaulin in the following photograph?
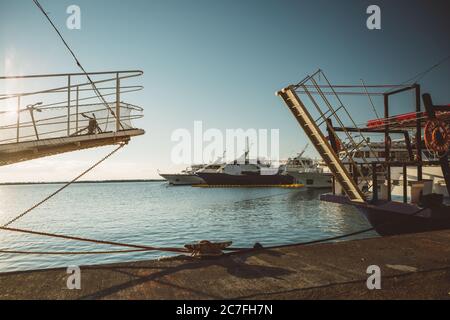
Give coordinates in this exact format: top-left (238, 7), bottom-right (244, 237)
top-left (367, 111), bottom-right (450, 129)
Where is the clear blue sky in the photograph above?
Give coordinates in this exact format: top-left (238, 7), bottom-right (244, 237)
top-left (0, 0), bottom-right (449, 182)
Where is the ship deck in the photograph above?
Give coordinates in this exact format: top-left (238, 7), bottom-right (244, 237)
top-left (0, 129), bottom-right (145, 166)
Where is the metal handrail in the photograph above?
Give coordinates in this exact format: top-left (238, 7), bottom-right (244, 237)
top-left (294, 70), bottom-right (387, 193)
top-left (0, 70), bottom-right (143, 80)
top-left (0, 70), bottom-right (143, 102)
top-left (0, 70), bottom-right (144, 144)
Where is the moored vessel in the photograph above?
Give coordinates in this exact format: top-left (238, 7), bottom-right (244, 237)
top-left (196, 150), bottom-right (295, 186)
top-left (159, 164), bottom-right (222, 185)
top-left (277, 69), bottom-right (450, 236)
top-left (357, 201), bottom-right (450, 236)
top-left (284, 146), bottom-right (332, 188)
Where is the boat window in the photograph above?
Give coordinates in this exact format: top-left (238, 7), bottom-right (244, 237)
top-left (306, 179), bottom-right (314, 185)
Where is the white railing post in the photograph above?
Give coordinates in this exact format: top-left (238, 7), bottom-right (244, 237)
top-left (76, 85), bottom-right (79, 134)
top-left (67, 75), bottom-right (71, 136)
top-left (116, 72), bottom-right (120, 132)
top-left (29, 108), bottom-right (39, 140)
top-left (16, 96), bottom-right (20, 143)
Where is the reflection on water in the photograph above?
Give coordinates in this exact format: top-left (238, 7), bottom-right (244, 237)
top-left (0, 182), bottom-right (377, 272)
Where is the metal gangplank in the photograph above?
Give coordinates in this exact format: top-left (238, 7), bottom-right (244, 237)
top-left (0, 71), bottom-right (145, 166)
top-left (277, 85), bottom-right (366, 203)
top-left (276, 70), bottom-right (395, 203)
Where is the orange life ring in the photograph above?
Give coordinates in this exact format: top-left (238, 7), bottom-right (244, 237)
top-left (424, 119), bottom-right (450, 156)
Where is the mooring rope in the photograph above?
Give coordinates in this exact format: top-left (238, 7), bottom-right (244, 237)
top-left (0, 226), bottom-right (188, 254)
top-left (223, 227), bottom-right (375, 252)
top-left (0, 224), bottom-right (373, 256)
top-left (4, 191), bottom-right (432, 257)
top-left (0, 146), bottom-right (433, 258)
top-left (32, 0), bottom-right (122, 129)
top-left (2, 144), bottom-right (126, 228)
top-left (0, 249), bottom-right (148, 255)
top-left (0, 201), bottom-right (432, 256)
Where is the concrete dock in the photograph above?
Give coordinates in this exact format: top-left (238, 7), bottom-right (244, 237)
top-left (1, 230), bottom-right (449, 300)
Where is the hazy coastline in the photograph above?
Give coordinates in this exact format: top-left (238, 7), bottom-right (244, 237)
top-left (0, 179), bottom-right (165, 186)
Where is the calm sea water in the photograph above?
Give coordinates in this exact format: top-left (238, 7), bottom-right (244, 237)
top-left (0, 182), bottom-right (376, 273)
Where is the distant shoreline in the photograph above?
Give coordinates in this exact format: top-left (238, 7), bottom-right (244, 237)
top-left (0, 179), bottom-right (166, 186)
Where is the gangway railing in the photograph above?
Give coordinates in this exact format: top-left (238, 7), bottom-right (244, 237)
top-left (0, 70), bottom-right (143, 143)
top-left (277, 83), bottom-right (366, 203)
top-left (307, 71), bottom-right (384, 190)
top-left (0, 70), bottom-right (144, 165)
top-left (277, 70), bottom-right (417, 202)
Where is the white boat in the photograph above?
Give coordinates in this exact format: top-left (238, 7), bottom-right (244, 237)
top-left (158, 164), bottom-right (221, 185)
top-left (285, 155), bottom-right (332, 188)
top-left (196, 159), bottom-right (294, 186)
top-left (283, 145), bottom-right (332, 188)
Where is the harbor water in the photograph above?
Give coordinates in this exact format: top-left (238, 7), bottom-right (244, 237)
top-left (0, 182), bottom-right (377, 273)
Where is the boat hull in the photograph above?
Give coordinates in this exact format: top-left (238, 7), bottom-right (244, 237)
top-left (357, 201), bottom-right (450, 236)
top-left (196, 172), bottom-right (294, 186)
top-left (287, 171), bottom-right (332, 189)
top-left (159, 173), bottom-right (205, 185)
